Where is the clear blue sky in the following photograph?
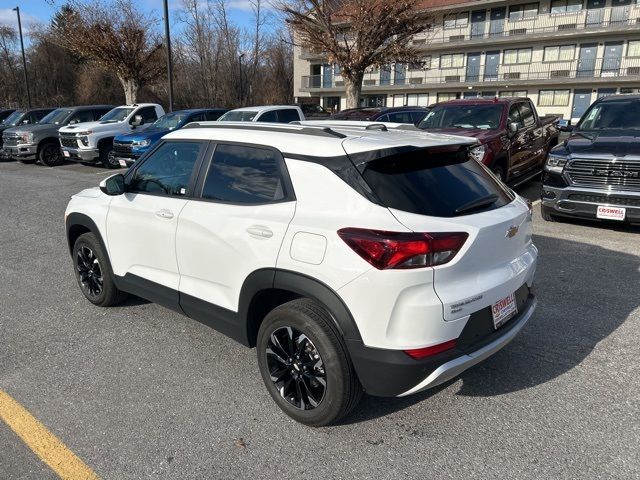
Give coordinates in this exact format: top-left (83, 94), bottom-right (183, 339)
top-left (0, 0), bottom-right (277, 39)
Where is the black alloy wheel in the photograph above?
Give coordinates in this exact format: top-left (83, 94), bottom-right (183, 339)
top-left (266, 326), bottom-right (327, 410)
top-left (40, 143), bottom-right (64, 166)
top-left (76, 245), bottom-right (103, 298)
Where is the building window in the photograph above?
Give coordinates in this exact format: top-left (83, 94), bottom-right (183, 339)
top-left (322, 96), bottom-right (341, 112)
top-left (409, 57), bottom-right (431, 70)
top-left (499, 90), bottom-right (528, 97)
top-left (538, 89), bottom-right (570, 106)
top-left (437, 92), bottom-right (460, 102)
top-left (508, 3), bottom-right (538, 21)
top-left (628, 41), bottom-right (640, 57)
top-left (544, 45), bottom-right (575, 61)
top-left (440, 53), bottom-right (464, 69)
top-left (444, 12), bottom-right (468, 29)
top-left (620, 88), bottom-right (640, 94)
top-left (503, 48), bottom-right (532, 64)
top-left (392, 94), bottom-right (406, 107)
top-left (550, 0), bottom-right (583, 14)
top-left (407, 93), bottom-right (429, 106)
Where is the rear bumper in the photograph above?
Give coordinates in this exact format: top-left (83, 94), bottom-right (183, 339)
top-left (347, 287), bottom-right (536, 397)
top-left (541, 185), bottom-right (640, 223)
top-left (2, 144), bottom-right (37, 160)
top-left (61, 147), bottom-right (99, 163)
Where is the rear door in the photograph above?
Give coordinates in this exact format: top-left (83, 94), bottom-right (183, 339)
top-left (176, 143), bottom-right (296, 318)
top-left (517, 101), bottom-right (545, 169)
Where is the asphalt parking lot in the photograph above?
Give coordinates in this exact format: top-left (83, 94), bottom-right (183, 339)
top-left (1, 161), bottom-right (639, 479)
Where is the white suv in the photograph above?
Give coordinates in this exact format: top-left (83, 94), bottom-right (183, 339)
top-left (65, 122), bottom-right (537, 426)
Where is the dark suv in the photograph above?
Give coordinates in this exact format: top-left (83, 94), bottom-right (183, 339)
top-left (329, 106), bottom-right (429, 124)
top-left (541, 94), bottom-right (640, 224)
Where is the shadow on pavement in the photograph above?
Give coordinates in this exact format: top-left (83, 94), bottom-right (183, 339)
top-left (346, 233), bottom-right (639, 423)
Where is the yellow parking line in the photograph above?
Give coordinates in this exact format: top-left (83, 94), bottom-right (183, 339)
top-left (0, 390), bottom-right (99, 480)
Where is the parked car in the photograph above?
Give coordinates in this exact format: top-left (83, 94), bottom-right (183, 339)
top-left (65, 121), bottom-right (537, 426)
top-left (0, 109), bottom-right (16, 124)
top-left (58, 103), bottom-right (165, 168)
top-left (329, 106), bottom-right (429, 124)
top-left (417, 98), bottom-right (559, 186)
top-left (0, 108), bottom-right (55, 160)
top-left (218, 105), bottom-right (305, 123)
top-left (111, 108), bottom-right (227, 167)
top-left (296, 103), bottom-right (331, 119)
top-left (541, 94), bottom-right (640, 224)
top-left (2, 105), bottom-right (113, 166)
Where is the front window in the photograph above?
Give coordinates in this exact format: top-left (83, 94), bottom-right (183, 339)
top-left (538, 89), bottom-right (570, 106)
top-left (3, 111), bottom-right (24, 126)
top-left (577, 99), bottom-right (640, 130)
top-left (628, 41), bottom-right (640, 58)
top-left (419, 104), bottom-right (503, 130)
top-left (218, 111), bottom-right (259, 122)
top-left (499, 90), bottom-right (528, 97)
top-left (40, 108), bottom-right (73, 125)
top-left (508, 2), bottom-right (539, 20)
top-left (543, 45), bottom-right (575, 62)
top-left (151, 112), bottom-right (190, 130)
top-left (440, 54), bottom-right (464, 69)
top-left (551, 0), bottom-right (582, 14)
top-left (100, 107), bottom-right (135, 123)
top-left (444, 12), bottom-right (468, 29)
top-left (503, 48), bottom-right (532, 64)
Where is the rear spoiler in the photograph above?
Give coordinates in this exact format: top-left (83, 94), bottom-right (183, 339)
top-left (348, 144), bottom-right (473, 172)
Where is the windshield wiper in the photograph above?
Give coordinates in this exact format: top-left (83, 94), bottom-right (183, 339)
top-left (455, 194), bottom-right (499, 215)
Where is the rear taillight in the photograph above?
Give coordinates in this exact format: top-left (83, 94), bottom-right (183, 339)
top-left (404, 339), bottom-right (457, 359)
top-left (337, 228), bottom-right (468, 270)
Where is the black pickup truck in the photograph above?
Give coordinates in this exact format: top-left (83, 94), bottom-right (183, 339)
top-left (541, 94), bottom-right (640, 224)
top-left (417, 97), bottom-right (559, 186)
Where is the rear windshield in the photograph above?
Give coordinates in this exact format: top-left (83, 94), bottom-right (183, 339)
top-left (361, 150), bottom-right (514, 217)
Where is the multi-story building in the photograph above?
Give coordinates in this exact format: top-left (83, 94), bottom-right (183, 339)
top-left (293, 0), bottom-right (640, 122)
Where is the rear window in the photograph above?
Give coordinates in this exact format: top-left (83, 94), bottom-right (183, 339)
top-left (362, 150), bottom-right (514, 217)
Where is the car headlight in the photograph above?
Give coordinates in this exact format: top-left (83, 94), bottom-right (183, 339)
top-left (20, 132), bottom-right (34, 144)
top-left (469, 144), bottom-right (486, 162)
top-left (545, 154), bottom-right (568, 174)
top-left (77, 130), bottom-right (92, 136)
top-left (132, 139), bottom-right (151, 147)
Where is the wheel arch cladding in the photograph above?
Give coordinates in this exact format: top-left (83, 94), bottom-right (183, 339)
top-left (65, 213), bottom-right (108, 257)
top-left (98, 137), bottom-right (115, 150)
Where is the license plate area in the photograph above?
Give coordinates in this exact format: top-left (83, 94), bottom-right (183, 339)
top-left (63, 150), bottom-right (70, 158)
top-left (492, 293), bottom-right (518, 330)
top-left (596, 205), bottom-right (625, 221)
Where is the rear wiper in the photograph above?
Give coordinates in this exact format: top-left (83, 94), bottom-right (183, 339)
top-left (455, 194), bottom-right (499, 215)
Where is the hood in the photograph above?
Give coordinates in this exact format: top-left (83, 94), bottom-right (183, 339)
top-left (555, 129), bottom-right (640, 157)
top-left (420, 127), bottom-right (500, 143)
top-left (72, 187), bottom-right (103, 199)
top-left (59, 120), bottom-right (103, 133)
top-left (5, 123), bottom-right (60, 135)
top-left (115, 128), bottom-right (168, 143)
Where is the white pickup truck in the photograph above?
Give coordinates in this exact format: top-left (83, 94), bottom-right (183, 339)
top-left (58, 103), bottom-right (165, 168)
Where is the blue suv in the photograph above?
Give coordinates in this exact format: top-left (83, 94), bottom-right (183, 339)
top-left (111, 108), bottom-right (227, 166)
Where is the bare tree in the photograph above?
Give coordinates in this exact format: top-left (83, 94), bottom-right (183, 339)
top-left (281, 0), bottom-right (428, 108)
top-left (50, 1), bottom-right (165, 104)
top-left (0, 26), bottom-right (23, 107)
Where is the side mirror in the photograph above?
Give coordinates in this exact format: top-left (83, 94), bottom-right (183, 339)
top-left (99, 173), bottom-right (126, 196)
top-left (131, 115), bottom-right (144, 127)
top-left (508, 122), bottom-right (520, 135)
top-left (22, 119), bottom-right (30, 124)
top-left (69, 119), bottom-right (79, 125)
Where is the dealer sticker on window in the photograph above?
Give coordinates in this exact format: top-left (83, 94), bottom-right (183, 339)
top-left (492, 293), bottom-right (518, 330)
top-left (596, 205), bottom-right (625, 221)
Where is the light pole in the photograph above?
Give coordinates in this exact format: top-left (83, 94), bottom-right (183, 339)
top-left (162, 0), bottom-right (174, 112)
top-left (13, 6), bottom-right (31, 109)
top-left (238, 53), bottom-right (245, 106)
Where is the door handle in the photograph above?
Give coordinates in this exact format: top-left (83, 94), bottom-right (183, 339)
top-left (155, 209), bottom-right (174, 220)
top-left (246, 226), bottom-right (273, 238)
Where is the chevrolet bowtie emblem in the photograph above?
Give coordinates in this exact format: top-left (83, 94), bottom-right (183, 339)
top-left (505, 226), bottom-right (519, 238)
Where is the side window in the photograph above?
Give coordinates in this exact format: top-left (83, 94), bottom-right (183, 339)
top-left (188, 113), bottom-right (205, 122)
top-left (128, 141), bottom-right (203, 196)
top-left (257, 110), bottom-right (278, 122)
top-left (387, 112), bottom-right (414, 123)
top-left (135, 107), bottom-right (158, 124)
top-left (201, 144), bottom-right (286, 204)
top-left (508, 105), bottom-right (523, 128)
top-left (376, 114), bottom-right (389, 122)
top-left (410, 111), bottom-right (427, 123)
top-left (277, 109), bottom-right (301, 123)
top-left (518, 102), bottom-right (536, 127)
top-left (205, 110), bottom-right (225, 121)
top-left (70, 110), bottom-right (95, 124)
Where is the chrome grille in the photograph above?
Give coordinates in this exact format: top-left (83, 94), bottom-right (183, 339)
top-left (3, 133), bottom-right (19, 147)
top-left (113, 142), bottom-right (133, 154)
top-left (59, 136), bottom-right (78, 148)
top-left (565, 158), bottom-right (640, 192)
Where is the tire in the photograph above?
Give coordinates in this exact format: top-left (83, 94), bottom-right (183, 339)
top-left (492, 165), bottom-right (506, 184)
top-left (256, 298), bottom-right (363, 427)
top-left (39, 141), bottom-right (64, 167)
top-left (72, 232), bottom-right (127, 306)
top-left (99, 143), bottom-right (119, 169)
top-left (541, 205), bottom-right (557, 222)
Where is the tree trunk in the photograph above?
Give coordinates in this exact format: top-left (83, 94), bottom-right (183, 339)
top-left (119, 77), bottom-right (140, 104)
top-left (344, 72), bottom-right (363, 109)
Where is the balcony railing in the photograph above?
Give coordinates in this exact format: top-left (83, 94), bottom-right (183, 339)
top-left (301, 57), bottom-right (640, 90)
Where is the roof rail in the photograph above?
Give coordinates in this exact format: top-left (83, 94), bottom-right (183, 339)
top-left (184, 122), bottom-right (346, 139)
top-left (365, 123), bottom-right (387, 131)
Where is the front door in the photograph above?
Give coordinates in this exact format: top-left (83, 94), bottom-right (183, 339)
top-left (106, 140), bottom-right (206, 306)
top-left (610, 0), bottom-right (631, 23)
top-left (601, 42), bottom-right (623, 76)
top-left (489, 7), bottom-right (506, 37)
top-left (577, 44), bottom-right (597, 77)
top-left (585, 0), bottom-right (605, 26)
top-left (466, 52), bottom-right (481, 81)
top-left (394, 63), bottom-right (407, 85)
top-left (471, 10), bottom-right (487, 38)
top-left (176, 143), bottom-right (296, 325)
top-left (322, 64), bottom-right (333, 88)
top-left (380, 65), bottom-right (391, 86)
top-left (571, 89), bottom-right (593, 121)
top-left (484, 51), bottom-right (500, 81)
